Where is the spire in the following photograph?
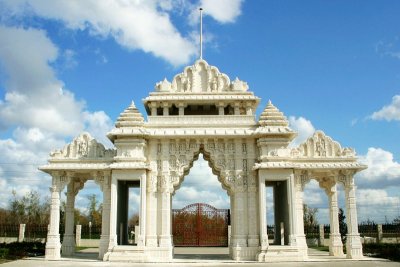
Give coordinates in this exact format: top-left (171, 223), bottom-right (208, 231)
top-left (115, 101), bottom-right (144, 128)
top-left (258, 100), bottom-right (289, 127)
top-left (199, 7), bottom-right (203, 59)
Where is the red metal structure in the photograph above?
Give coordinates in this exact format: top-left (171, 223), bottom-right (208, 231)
top-left (172, 203), bottom-right (230, 247)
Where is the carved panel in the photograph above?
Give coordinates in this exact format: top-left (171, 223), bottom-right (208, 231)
top-left (292, 131), bottom-right (356, 159)
top-left (50, 132), bottom-right (115, 159)
top-left (155, 60), bottom-right (248, 93)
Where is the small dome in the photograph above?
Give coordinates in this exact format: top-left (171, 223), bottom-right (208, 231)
top-left (258, 100), bottom-right (289, 127)
top-left (115, 101), bottom-right (144, 128)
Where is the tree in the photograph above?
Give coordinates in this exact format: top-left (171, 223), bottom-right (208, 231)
top-left (128, 213), bottom-right (139, 227)
top-left (8, 190), bottom-right (49, 225)
top-left (303, 204), bottom-right (318, 230)
top-left (303, 204), bottom-right (319, 239)
top-left (338, 208), bottom-right (347, 244)
top-left (86, 194), bottom-right (102, 225)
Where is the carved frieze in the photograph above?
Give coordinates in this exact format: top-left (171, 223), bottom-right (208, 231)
top-left (154, 59), bottom-right (248, 93)
top-left (292, 131), bottom-right (356, 159)
top-left (50, 132), bottom-right (115, 160)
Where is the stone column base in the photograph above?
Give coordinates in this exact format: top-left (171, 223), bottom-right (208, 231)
top-left (158, 235), bottom-right (172, 247)
top-left (98, 235), bottom-right (110, 260)
top-left (45, 235), bottom-right (61, 260)
top-left (145, 235), bottom-right (158, 247)
top-left (61, 234), bottom-right (75, 256)
top-left (104, 245), bottom-right (173, 262)
top-left (258, 245), bottom-right (307, 262)
top-left (346, 234), bottom-right (363, 259)
top-left (231, 246), bottom-right (259, 261)
top-left (329, 233), bottom-right (344, 256)
top-left (247, 235), bottom-right (259, 247)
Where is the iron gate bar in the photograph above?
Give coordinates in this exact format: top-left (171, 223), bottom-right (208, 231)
top-left (172, 203), bottom-right (229, 247)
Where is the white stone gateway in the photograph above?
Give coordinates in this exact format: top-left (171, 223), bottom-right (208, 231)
top-left (40, 59), bottom-right (366, 262)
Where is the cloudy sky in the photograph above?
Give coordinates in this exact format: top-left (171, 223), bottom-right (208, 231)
top-left (0, 1), bottom-right (399, 224)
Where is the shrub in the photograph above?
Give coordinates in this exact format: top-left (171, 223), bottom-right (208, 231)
top-left (0, 242), bottom-right (45, 259)
top-left (0, 248), bottom-right (9, 259)
top-left (363, 243), bottom-right (400, 262)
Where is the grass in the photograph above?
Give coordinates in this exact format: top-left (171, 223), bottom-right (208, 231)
top-left (75, 246), bottom-right (97, 251)
top-left (310, 246), bottom-right (329, 252)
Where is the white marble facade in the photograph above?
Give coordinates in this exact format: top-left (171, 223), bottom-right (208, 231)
top-left (40, 59), bottom-right (366, 262)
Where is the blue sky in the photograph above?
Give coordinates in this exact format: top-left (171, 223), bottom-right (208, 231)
top-left (0, 0), bottom-right (399, 224)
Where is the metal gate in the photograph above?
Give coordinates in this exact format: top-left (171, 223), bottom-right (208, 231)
top-left (172, 203), bottom-right (230, 247)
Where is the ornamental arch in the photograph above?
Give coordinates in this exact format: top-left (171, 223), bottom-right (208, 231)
top-left (40, 59), bottom-right (366, 262)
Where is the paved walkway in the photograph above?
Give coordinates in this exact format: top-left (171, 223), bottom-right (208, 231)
top-left (1, 248), bottom-right (398, 267)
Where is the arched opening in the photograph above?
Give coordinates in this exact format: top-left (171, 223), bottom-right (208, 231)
top-left (264, 180), bottom-right (291, 245)
top-left (116, 180), bottom-right (140, 245)
top-left (61, 179), bottom-right (103, 259)
top-left (172, 153), bottom-right (231, 259)
top-left (302, 179), bottom-right (329, 248)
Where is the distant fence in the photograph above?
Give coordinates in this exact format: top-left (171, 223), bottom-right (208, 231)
top-left (0, 222), bottom-right (399, 245)
top-left (304, 223), bottom-right (400, 244)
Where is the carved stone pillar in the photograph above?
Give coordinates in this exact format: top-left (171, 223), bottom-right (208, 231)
top-left (231, 186), bottom-right (247, 247)
top-left (217, 102), bottom-right (225, 115)
top-left (106, 174), bottom-right (118, 255)
top-left (137, 171), bottom-right (147, 247)
top-left (293, 170), bottom-right (308, 254)
top-left (246, 140), bottom-right (258, 247)
top-left (162, 102), bottom-right (169, 116)
top-left (150, 102), bottom-right (157, 116)
top-left (178, 102), bottom-right (185, 116)
top-left (339, 171), bottom-right (363, 259)
top-left (46, 172), bottom-right (70, 260)
top-left (246, 103), bottom-right (253, 115)
top-left (95, 172), bottom-right (111, 260)
top-left (234, 102), bottom-right (240, 115)
top-left (159, 140), bottom-right (172, 248)
top-left (158, 181), bottom-right (172, 247)
top-left (146, 174), bottom-right (158, 246)
top-left (327, 182), bottom-right (344, 256)
top-left (247, 178), bottom-right (258, 247)
top-left (61, 179), bottom-right (77, 256)
top-left (146, 141), bottom-right (158, 246)
top-left (287, 173), bottom-right (298, 247)
top-left (257, 173), bottom-right (268, 261)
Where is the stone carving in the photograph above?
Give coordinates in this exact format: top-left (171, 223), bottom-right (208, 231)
top-left (292, 131), bottom-right (356, 159)
top-left (50, 132), bottom-right (115, 159)
top-left (155, 78), bottom-right (171, 92)
top-left (231, 77), bottom-right (249, 92)
top-left (154, 59), bottom-right (248, 93)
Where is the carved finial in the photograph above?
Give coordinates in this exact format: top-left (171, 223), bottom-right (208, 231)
top-left (131, 101), bottom-right (136, 108)
top-left (199, 7), bottom-right (203, 59)
top-left (268, 99), bottom-right (272, 105)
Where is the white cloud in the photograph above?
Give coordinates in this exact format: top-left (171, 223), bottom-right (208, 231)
top-left (83, 111), bottom-right (114, 148)
top-left (0, 26), bottom-right (86, 135)
top-left (1, 0), bottom-right (197, 66)
top-left (62, 49), bottom-right (78, 69)
top-left (0, 25), bottom-right (114, 209)
top-left (173, 155), bottom-right (229, 209)
top-left (356, 147), bottom-right (400, 188)
top-left (370, 95), bottom-right (400, 121)
top-left (288, 116), bottom-right (315, 147)
top-left (357, 189), bottom-right (399, 206)
top-left (200, 0), bottom-right (244, 23)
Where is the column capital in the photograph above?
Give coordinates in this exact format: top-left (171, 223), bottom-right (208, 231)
top-left (294, 170), bottom-right (310, 191)
top-left (93, 171), bottom-right (111, 192)
top-left (337, 170), bottom-right (356, 188)
top-left (316, 176), bottom-right (336, 196)
top-left (51, 171), bottom-right (73, 193)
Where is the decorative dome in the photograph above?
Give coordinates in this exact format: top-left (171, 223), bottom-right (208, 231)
top-left (115, 101), bottom-right (144, 128)
top-left (258, 100), bottom-right (289, 127)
